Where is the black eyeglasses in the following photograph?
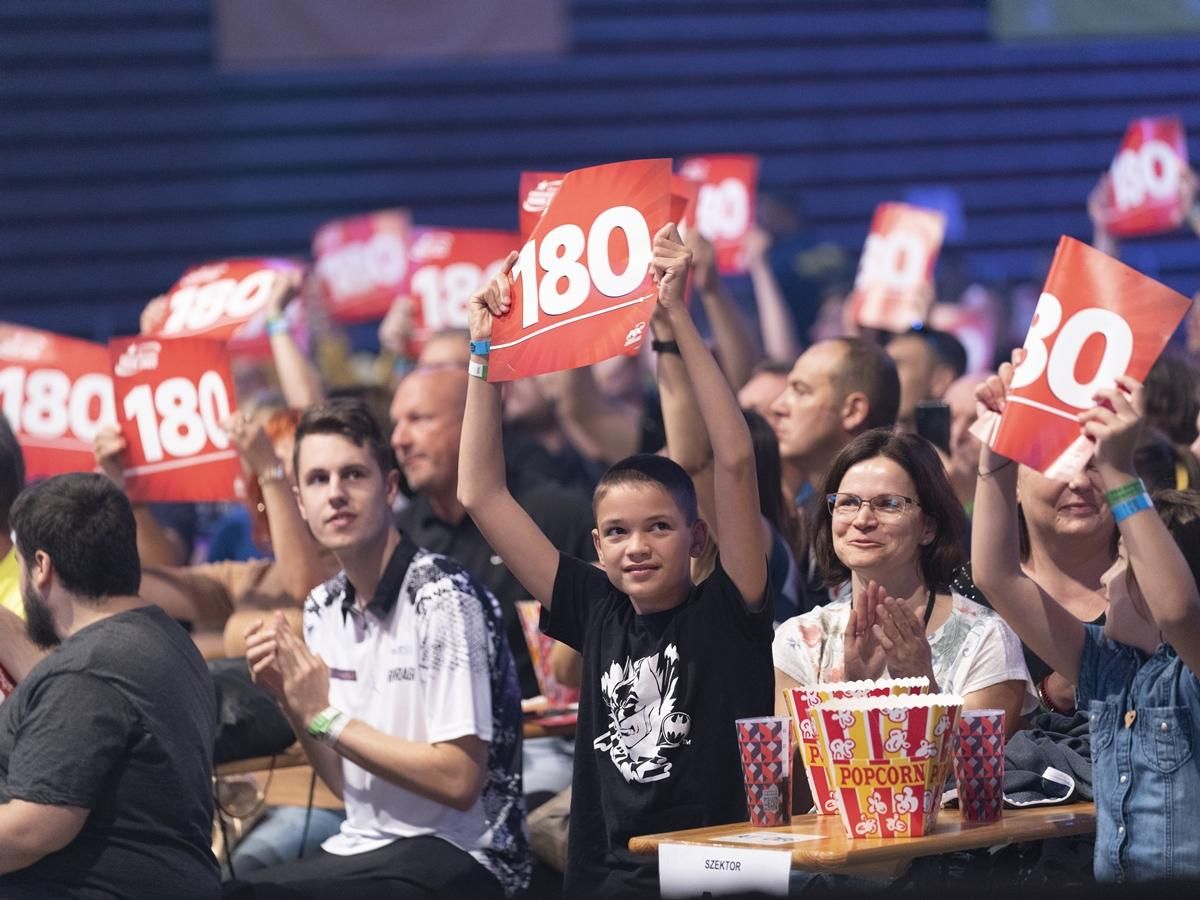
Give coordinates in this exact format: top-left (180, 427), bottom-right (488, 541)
top-left (826, 493), bottom-right (919, 520)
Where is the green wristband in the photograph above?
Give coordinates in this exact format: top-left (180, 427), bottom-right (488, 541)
top-left (1104, 478), bottom-right (1145, 507)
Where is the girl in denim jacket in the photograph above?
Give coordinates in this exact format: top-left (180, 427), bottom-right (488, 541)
top-left (972, 364), bottom-right (1200, 882)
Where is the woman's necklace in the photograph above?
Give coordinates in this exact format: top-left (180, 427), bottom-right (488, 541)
top-left (922, 587), bottom-right (936, 630)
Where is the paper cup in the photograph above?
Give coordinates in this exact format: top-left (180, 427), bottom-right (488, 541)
top-left (735, 716), bottom-right (791, 826)
top-left (953, 709), bottom-right (1005, 822)
top-left (785, 677), bottom-right (930, 816)
top-left (814, 693), bottom-right (962, 838)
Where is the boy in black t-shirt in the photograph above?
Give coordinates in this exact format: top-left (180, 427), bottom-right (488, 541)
top-left (459, 224), bottom-right (774, 896)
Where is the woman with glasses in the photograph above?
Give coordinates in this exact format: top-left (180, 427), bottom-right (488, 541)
top-left (772, 428), bottom-right (1036, 745)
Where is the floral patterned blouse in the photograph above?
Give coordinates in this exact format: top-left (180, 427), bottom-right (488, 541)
top-left (772, 589), bottom-right (1038, 713)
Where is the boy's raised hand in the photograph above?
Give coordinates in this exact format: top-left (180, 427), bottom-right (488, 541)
top-left (467, 250), bottom-right (519, 343)
top-left (1079, 375), bottom-right (1144, 474)
top-left (650, 223), bottom-right (692, 313)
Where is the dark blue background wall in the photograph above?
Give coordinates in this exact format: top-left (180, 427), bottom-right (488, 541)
top-left (3, 0), bottom-right (1199, 340)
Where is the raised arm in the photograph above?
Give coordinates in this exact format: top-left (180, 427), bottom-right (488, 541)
top-left (1087, 173), bottom-right (1120, 259)
top-left (222, 412), bottom-right (328, 602)
top-left (654, 224), bottom-right (767, 610)
top-left (1081, 376), bottom-right (1200, 672)
top-left (552, 365), bottom-right (642, 466)
top-left (457, 252), bottom-right (561, 610)
top-left (266, 271), bottom-right (326, 409)
top-left (745, 226), bottom-right (802, 363)
top-left (969, 361), bottom-right (1085, 683)
top-left (687, 229), bottom-right (761, 391)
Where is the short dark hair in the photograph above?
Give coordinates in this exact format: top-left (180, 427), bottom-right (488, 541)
top-left (811, 428), bottom-right (966, 590)
top-left (830, 337), bottom-right (900, 433)
top-left (294, 398), bottom-right (398, 480)
top-left (1144, 355), bottom-right (1199, 446)
top-left (0, 415), bottom-right (24, 532)
top-left (593, 454), bottom-right (698, 525)
top-left (10, 473), bottom-right (140, 600)
top-left (897, 327), bottom-right (968, 381)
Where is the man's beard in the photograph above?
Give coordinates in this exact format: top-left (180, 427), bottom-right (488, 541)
top-left (22, 583), bottom-right (60, 650)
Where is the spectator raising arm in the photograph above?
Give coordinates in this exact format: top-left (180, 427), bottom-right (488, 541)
top-left (970, 356), bottom-right (1086, 683)
top-left (265, 270), bottom-right (325, 410)
top-left (1080, 376), bottom-right (1200, 672)
top-left (745, 226), bottom-right (802, 363)
top-left (687, 229), bottom-right (761, 391)
top-left (654, 224), bottom-right (767, 610)
top-left (457, 251), bottom-right (561, 611)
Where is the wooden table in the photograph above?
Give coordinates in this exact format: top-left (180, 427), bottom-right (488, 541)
top-left (215, 745), bottom-right (343, 811)
top-left (629, 803), bottom-right (1096, 878)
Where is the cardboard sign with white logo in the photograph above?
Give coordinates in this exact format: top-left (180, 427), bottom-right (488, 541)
top-left (850, 202), bottom-right (946, 333)
top-left (489, 158), bottom-right (671, 382)
top-left (407, 228), bottom-right (519, 342)
top-left (518, 171), bottom-right (565, 240)
top-left (678, 154), bottom-right (758, 274)
top-left (109, 336), bottom-right (244, 502)
top-left (658, 842), bottom-right (790, 898)
top-left (148, 258), bottom-right (304, 342)
top-left (1103, 116), bottom-right (1189, 238)
top-left (312, 210), bottom-right (412, 323)
top-left (972, 236), bottom-right (1192, 480)
top-left (0, 324), bottom-right (115, 479)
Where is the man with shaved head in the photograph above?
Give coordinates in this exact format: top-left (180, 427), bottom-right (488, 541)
top-left (390, 365), bottom-right (594, 702)
top-left (769, 337), bottom-right (900, 613)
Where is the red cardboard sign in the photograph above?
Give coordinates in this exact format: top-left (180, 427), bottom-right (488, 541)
top-left (850, 203), bottom-right (946, 333)
top-left (489, 158), bottom-right (671, 382)
top-left (974, 237), bottom-right (1191, 480)
top-left (678, 154), bottom-right (758, 273)
top-left (407, 228), bottom-right (519, 340)
top-left (0, 324), bottom-right (115, 479)
top-left (148, 259), bottom-right (304, 343)
top-left (518, 171), bottom-right (565, 240)
top-left (109, 336), bottom-right (244, 502)
top-left (1104, 117), bottom-right (1189, 238)
top-left (312, 210), bottom-right (412, 323)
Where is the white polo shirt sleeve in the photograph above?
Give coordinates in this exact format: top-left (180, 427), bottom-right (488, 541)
top-left (416, 583), bottom-right (494, 745)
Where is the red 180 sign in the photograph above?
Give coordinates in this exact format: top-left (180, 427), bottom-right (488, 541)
top-left (313, 210), bottom-right (412, 323)
top-left (489, 159), bottom-right (671, 382)
top-left (407, 228), bottom-right (518, 339)
top-left (850, 203), bottom-right (945, 333)
top-left (985, 237), bottom-right (1191, 479)
top-left (1104, 116), bottom-right (1189, 238)
top-left (678, 154), bottom-right (758, 274)
top-left (0, 325), bottom-right (115, 479)
top-left (109, 336), bottom-right (244, 502)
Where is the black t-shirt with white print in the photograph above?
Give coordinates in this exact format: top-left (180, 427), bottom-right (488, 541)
top-left (543, 553), bottom-right (774, 898)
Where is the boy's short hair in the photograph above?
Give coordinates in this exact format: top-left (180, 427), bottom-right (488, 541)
top-left (593, 454), bottom-right (698, 525)
top-left (293, 398), bottom-right (398, 480)
top-left (1150, 489), bottom-right (1200, 591)
top-left (11, 472), bottom-right (140, 601)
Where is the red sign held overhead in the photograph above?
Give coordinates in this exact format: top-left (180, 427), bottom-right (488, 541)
top-left (489, 158), bottom-right (672, 382)
top-left (312, 210), bottom-right (412, 323)
top-left (0, 324), bottom-right (115, 480)
top-left (670, 175), bottom-right (700, 241)
top-left (678, 154), bottom-right (758, 273)
top-left (1103, 116), bottom-right (1189, 238)
top-left (850, 203), bottom-right (946, 333)
top-left (109, 336), bottom-right (244, 503)
top-left (147, 259), bottom-right (304, 342)
top-left (973, 237), bottom-right (1192, 480)
top-left (407, 228), bottom-right (519, 342)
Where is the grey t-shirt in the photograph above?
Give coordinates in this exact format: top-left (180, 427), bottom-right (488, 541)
top-left (0, 605), bottom-right (219, 899)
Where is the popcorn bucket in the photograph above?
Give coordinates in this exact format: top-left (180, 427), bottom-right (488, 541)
top-left (784, 677), bottom-right (929, 816)
top-left (735, 716), bottom-right (791, 826)
top-left (814, 693), bottom-right (962, 838)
